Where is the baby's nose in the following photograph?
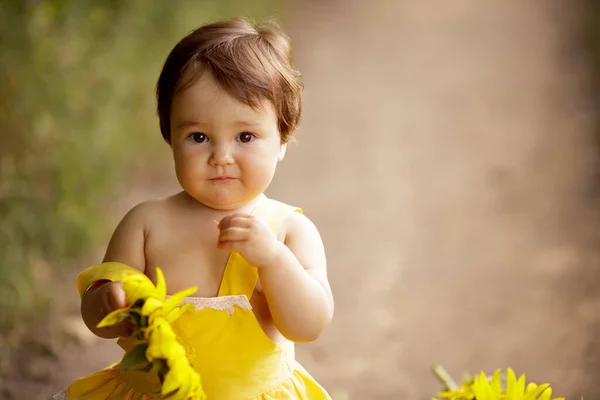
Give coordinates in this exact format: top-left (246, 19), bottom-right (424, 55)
top-left (209, 145), bottom-right (234, 165)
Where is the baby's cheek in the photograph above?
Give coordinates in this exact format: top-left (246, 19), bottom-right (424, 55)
top-left (174, 160), bottom-right (204, 193)
top-left (248, 156), bottom-right (277, 179)
top-left (175, 154), bottom-right (203, 175)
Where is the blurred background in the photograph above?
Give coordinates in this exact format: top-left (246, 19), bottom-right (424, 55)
top-left (1, 1), bottom-right (599, 399)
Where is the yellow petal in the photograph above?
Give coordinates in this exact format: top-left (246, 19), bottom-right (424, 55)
top-left (122, 274), bottom-right (158, 303)
top-left (472, 372), bottom-right (493, 400)
top-left (145, 320), bottom-right (176, 343)
top-left (144, 317), bottom-right (185, 361)
top-left (506, 368), bottom-right (517, 397)
top-left (187, 370), bottom-right (205, 400)
top-left (162, 358), bottom-right (193, 399)
top-left (538, 387), bottom-right (552, 400)
top-left (146, 335), bottom-right (186, 361)
top-left (155, 267), bottom-right (167, 300)
top-left (164, 342), bottom-right (188, 366)
top-left (141, 297), bottom-right (163, 316)
top-left (96, 307), bottom-right (129, 328)
top-left (166, 304), bottom-right (195, 323)
top-left (146, 317), bottom-right (176, 338)
top-left (163, 286), bottom-right (198, 314)
top-left (177, 362), bottom-right (204, 400)
top-left (515, 373), bottom-right (526, 397)
top-left (161, 359), bottom-right (187, 396)
top-left (490, 369), bottom-right (501, 395)
top-left (525, 383), bottom-right (537, 393)
top-left (524, 384), bottom-right (550, 400)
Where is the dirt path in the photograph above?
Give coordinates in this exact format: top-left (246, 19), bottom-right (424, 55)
top-left (276, 1), bottom-right (599, 399)
top-left (29, 2), bottom-right (600, 399)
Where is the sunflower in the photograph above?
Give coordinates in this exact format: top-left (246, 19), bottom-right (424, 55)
top-left (97, 267), bottom-right (205, 400)
top-left (433, 366), bottom-right (564, 400)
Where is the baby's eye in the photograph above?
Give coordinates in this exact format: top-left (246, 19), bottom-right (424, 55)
top-left (237, 132), bottom-right (255, 143)
top-left (189, 132), bottom-right (208, 143)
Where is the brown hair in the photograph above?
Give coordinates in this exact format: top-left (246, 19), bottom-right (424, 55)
top-left (156, 17), bottom-right (303, 144)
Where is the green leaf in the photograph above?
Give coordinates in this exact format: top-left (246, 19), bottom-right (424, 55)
top-left (149, 359), bottom-right (164, 373)
top-left (131, 329), bottom-right (144, 340)
top-left (140, 362), bottom-right (153, 373)
top-left (117, 312), bottom-right (129, 322)
top-left (128, 311), bottom-right (142, 327)
top-left (120, 343), bottom-right (149, 371)
top-left (138, 358), bottom-right (165, 374)
top-left (132, 298), bottom-right (145, 309)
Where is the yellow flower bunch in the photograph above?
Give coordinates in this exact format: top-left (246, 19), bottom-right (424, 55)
top-left (432, 366), bottom-right (564, 400)
top-left (97, 268), bottom-right (205, 400)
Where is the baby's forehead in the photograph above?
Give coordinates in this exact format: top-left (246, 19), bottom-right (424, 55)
top-left (171, 73), bottom-right (277, 127)
top-left (174, 71), bottom-right (227, 106)
top-left (179, 68), bottom-right (269, 102)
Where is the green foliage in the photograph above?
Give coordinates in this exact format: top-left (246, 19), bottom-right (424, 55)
top-left (0, 0), bottom-right (278, 333)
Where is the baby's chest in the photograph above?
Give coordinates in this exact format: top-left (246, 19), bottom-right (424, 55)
top-left (143, 227), bottom-right (266, 296)
top-left (144, 229), bottom-right (228, 297)
top-left (144, 226), bottom-right (278, 340)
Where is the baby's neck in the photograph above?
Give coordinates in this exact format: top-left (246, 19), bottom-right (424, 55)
top-left (179, 191), bottom-right (266, 217)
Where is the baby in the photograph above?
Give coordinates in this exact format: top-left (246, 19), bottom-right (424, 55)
top-left (56, 17), bottom-right (333, 400)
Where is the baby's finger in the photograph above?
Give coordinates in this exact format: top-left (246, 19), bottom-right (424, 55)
top-left (108, 282), bottom-right (128, 310)
top-left (218, 227), bottom-right (249, 242)
top-left (216, 240), bottom-right (244, 252)
top-left (218, 213), bottom-right (252, 229)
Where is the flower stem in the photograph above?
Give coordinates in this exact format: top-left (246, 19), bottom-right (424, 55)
top-left (432, 365), bottom-right (459, 391)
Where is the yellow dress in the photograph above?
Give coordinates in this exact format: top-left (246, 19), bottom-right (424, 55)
top-left (54, 198), bottom-right (331, 400)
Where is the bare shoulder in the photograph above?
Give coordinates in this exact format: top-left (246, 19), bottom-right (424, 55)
top-left (120, 197), bottom-right (171, 229)
top-left (280, 211), bottom-right (327, 272)
top-left (102, 194), bottom-right (177, 269)
top-left (281, 211), bottom-right (322, 242)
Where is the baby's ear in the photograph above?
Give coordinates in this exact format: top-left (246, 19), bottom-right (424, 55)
top-left (278, 142), bottom-right (287, 162)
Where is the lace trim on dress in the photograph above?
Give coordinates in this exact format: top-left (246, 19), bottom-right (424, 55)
top-left (175, 294), bottom-right (252, 315)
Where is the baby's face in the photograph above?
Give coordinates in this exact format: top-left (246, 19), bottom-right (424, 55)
top-left (169, 71), bottom-right (286, 210)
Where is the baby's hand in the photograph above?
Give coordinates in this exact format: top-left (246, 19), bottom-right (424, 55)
top-left (217, 213), bottom-right (282, 268)
top-left (86, 281), bottom-right (134, 337)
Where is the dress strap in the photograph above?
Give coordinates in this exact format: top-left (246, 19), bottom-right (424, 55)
top-left (217, 196), bottom-right (302, 298)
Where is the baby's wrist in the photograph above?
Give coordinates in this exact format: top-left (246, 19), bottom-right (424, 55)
top-left (260, 241), bottom-right (287, 270)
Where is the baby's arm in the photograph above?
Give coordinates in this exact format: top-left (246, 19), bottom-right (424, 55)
top-left (258, 213), bottom-right (334, 343)
top-left (80, 203), bottom-right (148, 338)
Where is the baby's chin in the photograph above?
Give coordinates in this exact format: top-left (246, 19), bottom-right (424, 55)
top-left (185, 191), bottom-right (256, 211)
